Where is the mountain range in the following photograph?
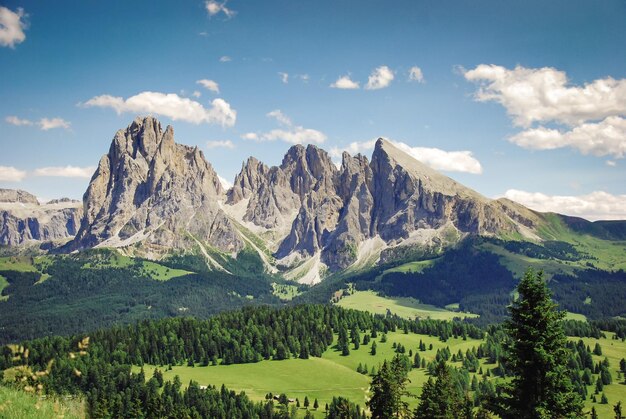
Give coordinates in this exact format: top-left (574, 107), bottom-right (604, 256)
top-left (2, 116), bottom-right (625, 284)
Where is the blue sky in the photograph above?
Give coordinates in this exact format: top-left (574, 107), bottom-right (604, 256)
top-left (1, 0), bottom-right (625, 219)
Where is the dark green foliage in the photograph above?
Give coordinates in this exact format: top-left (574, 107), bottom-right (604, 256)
top-left (550, 269), bottom-right (626, 319)
top-left (489, 269), bottom-right (584, 418)
top-left (0, 254), bottom-right (277, 344)
top-left (414, 361), bottom-right (470, 419)
top-left (367, 355), bottom-right (413, 418)
top-left (326, 396), bottom-right (366, 419)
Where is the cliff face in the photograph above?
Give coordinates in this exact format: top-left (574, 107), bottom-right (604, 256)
top-left (225, 139), bottom-right (536, 272)
top-left (0, 189), bottom-right (82, 245)
top-left (72, 116), bottom-right (243, 253)
top-left (1, 118), bottom-right (541, 282)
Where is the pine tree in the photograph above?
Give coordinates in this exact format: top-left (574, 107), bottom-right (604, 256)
top-left (590, 406), bottom-right (598, 419)
top-left (615, 401), bottom-right (623, 419)
top-left (368, 355), bottom-right (412, 418)
top-left (414, 361), bottom-right (466, 419)
top-left (488, 269), bottom-right (584, 419)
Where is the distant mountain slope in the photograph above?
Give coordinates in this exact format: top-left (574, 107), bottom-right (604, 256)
top-left (0, 189), bottom-right (82, 245)
top-left (1, 117), bottom-right (624, 286)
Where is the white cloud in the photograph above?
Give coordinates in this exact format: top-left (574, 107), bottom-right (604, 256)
top-left (0, 6), bottom-right (27, 48)
top-left (503, 189), bottom-right (626, 221)
top-left (0, 166), bottom-right (27, 182)
top-left (82, 91), bottom-right (236, 127)
top-left (464, 64), bottom-right (626, 127)
top-left (278, 72), bottom-right (289, 84)
top-left (509, 116), bottom-right (626, 158)
top-left (206, 140), bottom-right (235, 149)
top-left (38, 117), bottom-right (71, 131)
top-left (329, 140), bottom-right (377, 159)
top-left (196, 79), bottom-right (220, 93)
top-left (241, 132), bottom-right (259, 141)
top-left (218, 175), bottom-right (233, 190)
top-left (298, 74), bottom-right (310, 83)
top-left (330, 75), bottom-right (360, 89)
top-left (606, 160), bottom-right (617, 167)
top-left (5, 115), bottom-right (32, 126)
top-left (266, 109), bottom-right (292, 126)
top-left (261, 127), bottom-right (326, 145)
top-left (33, 166), bottom-right (95, 178)
top-left (192, 91), bottom-right (202, 98)
top-left (244, 111), bottom-right (326, 145)
top-left (329, 139), bottom-right (482, 174)
top-left (219, 55), bottom-right (232, 62)
top-left (365, 65), bottom-right (394, 90)
top-left (205, 0), bottom-right (236, 18)
top-left (408, 66), bottom-right (424, 83)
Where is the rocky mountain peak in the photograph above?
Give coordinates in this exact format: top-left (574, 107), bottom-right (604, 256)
top-left (0, 189), bottom-right (40, 205)
top-left (72, 116), bottom-right (240, 254)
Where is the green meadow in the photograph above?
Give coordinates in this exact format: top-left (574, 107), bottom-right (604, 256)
top-left (335, 290), bottom-right (478, 320)
top-left (0, 385), bottom-right (83, 419)
top-left (141, 330), bottom-right (626, 418)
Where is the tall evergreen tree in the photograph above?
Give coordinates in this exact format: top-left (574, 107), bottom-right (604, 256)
top-left (368, 355), bottom-right (412, 418)
top-left (489, 269), bottom-right (584, 418)
top-left (414, 361), bottom-right (467, 419)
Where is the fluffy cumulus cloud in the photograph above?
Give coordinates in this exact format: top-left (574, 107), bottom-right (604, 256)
top-left (329, 139), bottom-right (482, 174)
top-left (33, 166), bottom-right (95, 178)
top-left (464, 64), bottom-right (626, 127)
top-left (82, 92), bottom-right (236, 127)
top-left (219, 55), bottom-right (232, 62)
top-left (330, 75), bottom-right (359, 89)
top-left (365, 66), bottom-right (394, 90)
top-left (196, 79), bottom-right (220, 93)
top-left (206, 140), bottom-right (234, 149)
top-left (278, 72), bottom-right (289, 84)
top-left (39, 117), bottom-right (71, 131)
top-left (503, 189), bottom-right (626, 221)
top-left (408, 66), bottom-right (424, 83)
top-left (243, 110), bottom-right (326, 145)
top-left (0, 166), bottom-right (27, 182)
top-left (0, 6), bottom-right (27, 48)
top-left (465, 64), bottom-right (626, 160)
top-left (205, 0), bottom-right (236, 18)
top-left (509, 116), bottom-right (626, 158)
top-left (5, 115), bottom-right (32, 126)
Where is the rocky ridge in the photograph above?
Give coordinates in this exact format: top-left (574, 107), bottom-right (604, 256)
top-left (1, 117), bottom-right (542, 283)
top-left (0, 189), bottom-right (82, 246)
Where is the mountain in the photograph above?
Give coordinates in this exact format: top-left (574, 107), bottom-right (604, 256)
top-left (0, 189), bottom-right (82, 246)
top-left (71, 116), bottom-right (243, 261)
top-left (225, 138), bottom-right (539, 280)
top-left (2, 116), bottom-right (623, 285)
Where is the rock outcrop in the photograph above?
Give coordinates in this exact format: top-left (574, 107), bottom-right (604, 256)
top-left (225, 138), bottom-right (537, 272)
top-left (0, 118), bottom-right (542, 281)
top-left (72, 116), bottom-right (243, 253)
top-left (0, 189), bottom-right (82, 245)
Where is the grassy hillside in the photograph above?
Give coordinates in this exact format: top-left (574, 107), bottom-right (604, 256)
top-left (335, 290), bottom-right (478, 320)
top-left (142, 330), bottom-right (626, 418)
top-left (0, 385), bottom-right (83, 419)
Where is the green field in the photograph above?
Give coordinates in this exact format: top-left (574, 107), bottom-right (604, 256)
top-left (0, 275), bottom-right (8, 301)
top-left (141, 330), bottom-right (486, 415)
top-left (383, 259), bottom-right (437, 275)
top-left (141, 329), bottom-right (626, 418)
top-left (0, 385), bottom-right (83, 419)
top-left (82, 253), bottom-right (192, 281)
top-left (0, 256), bottom-right (39, 272)
top-left (335, 290), bottom-right (478, 320)
top-left (272, 283), bottom-right (302, 301)
top-left (567, 333), bottom-right (626, 418)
